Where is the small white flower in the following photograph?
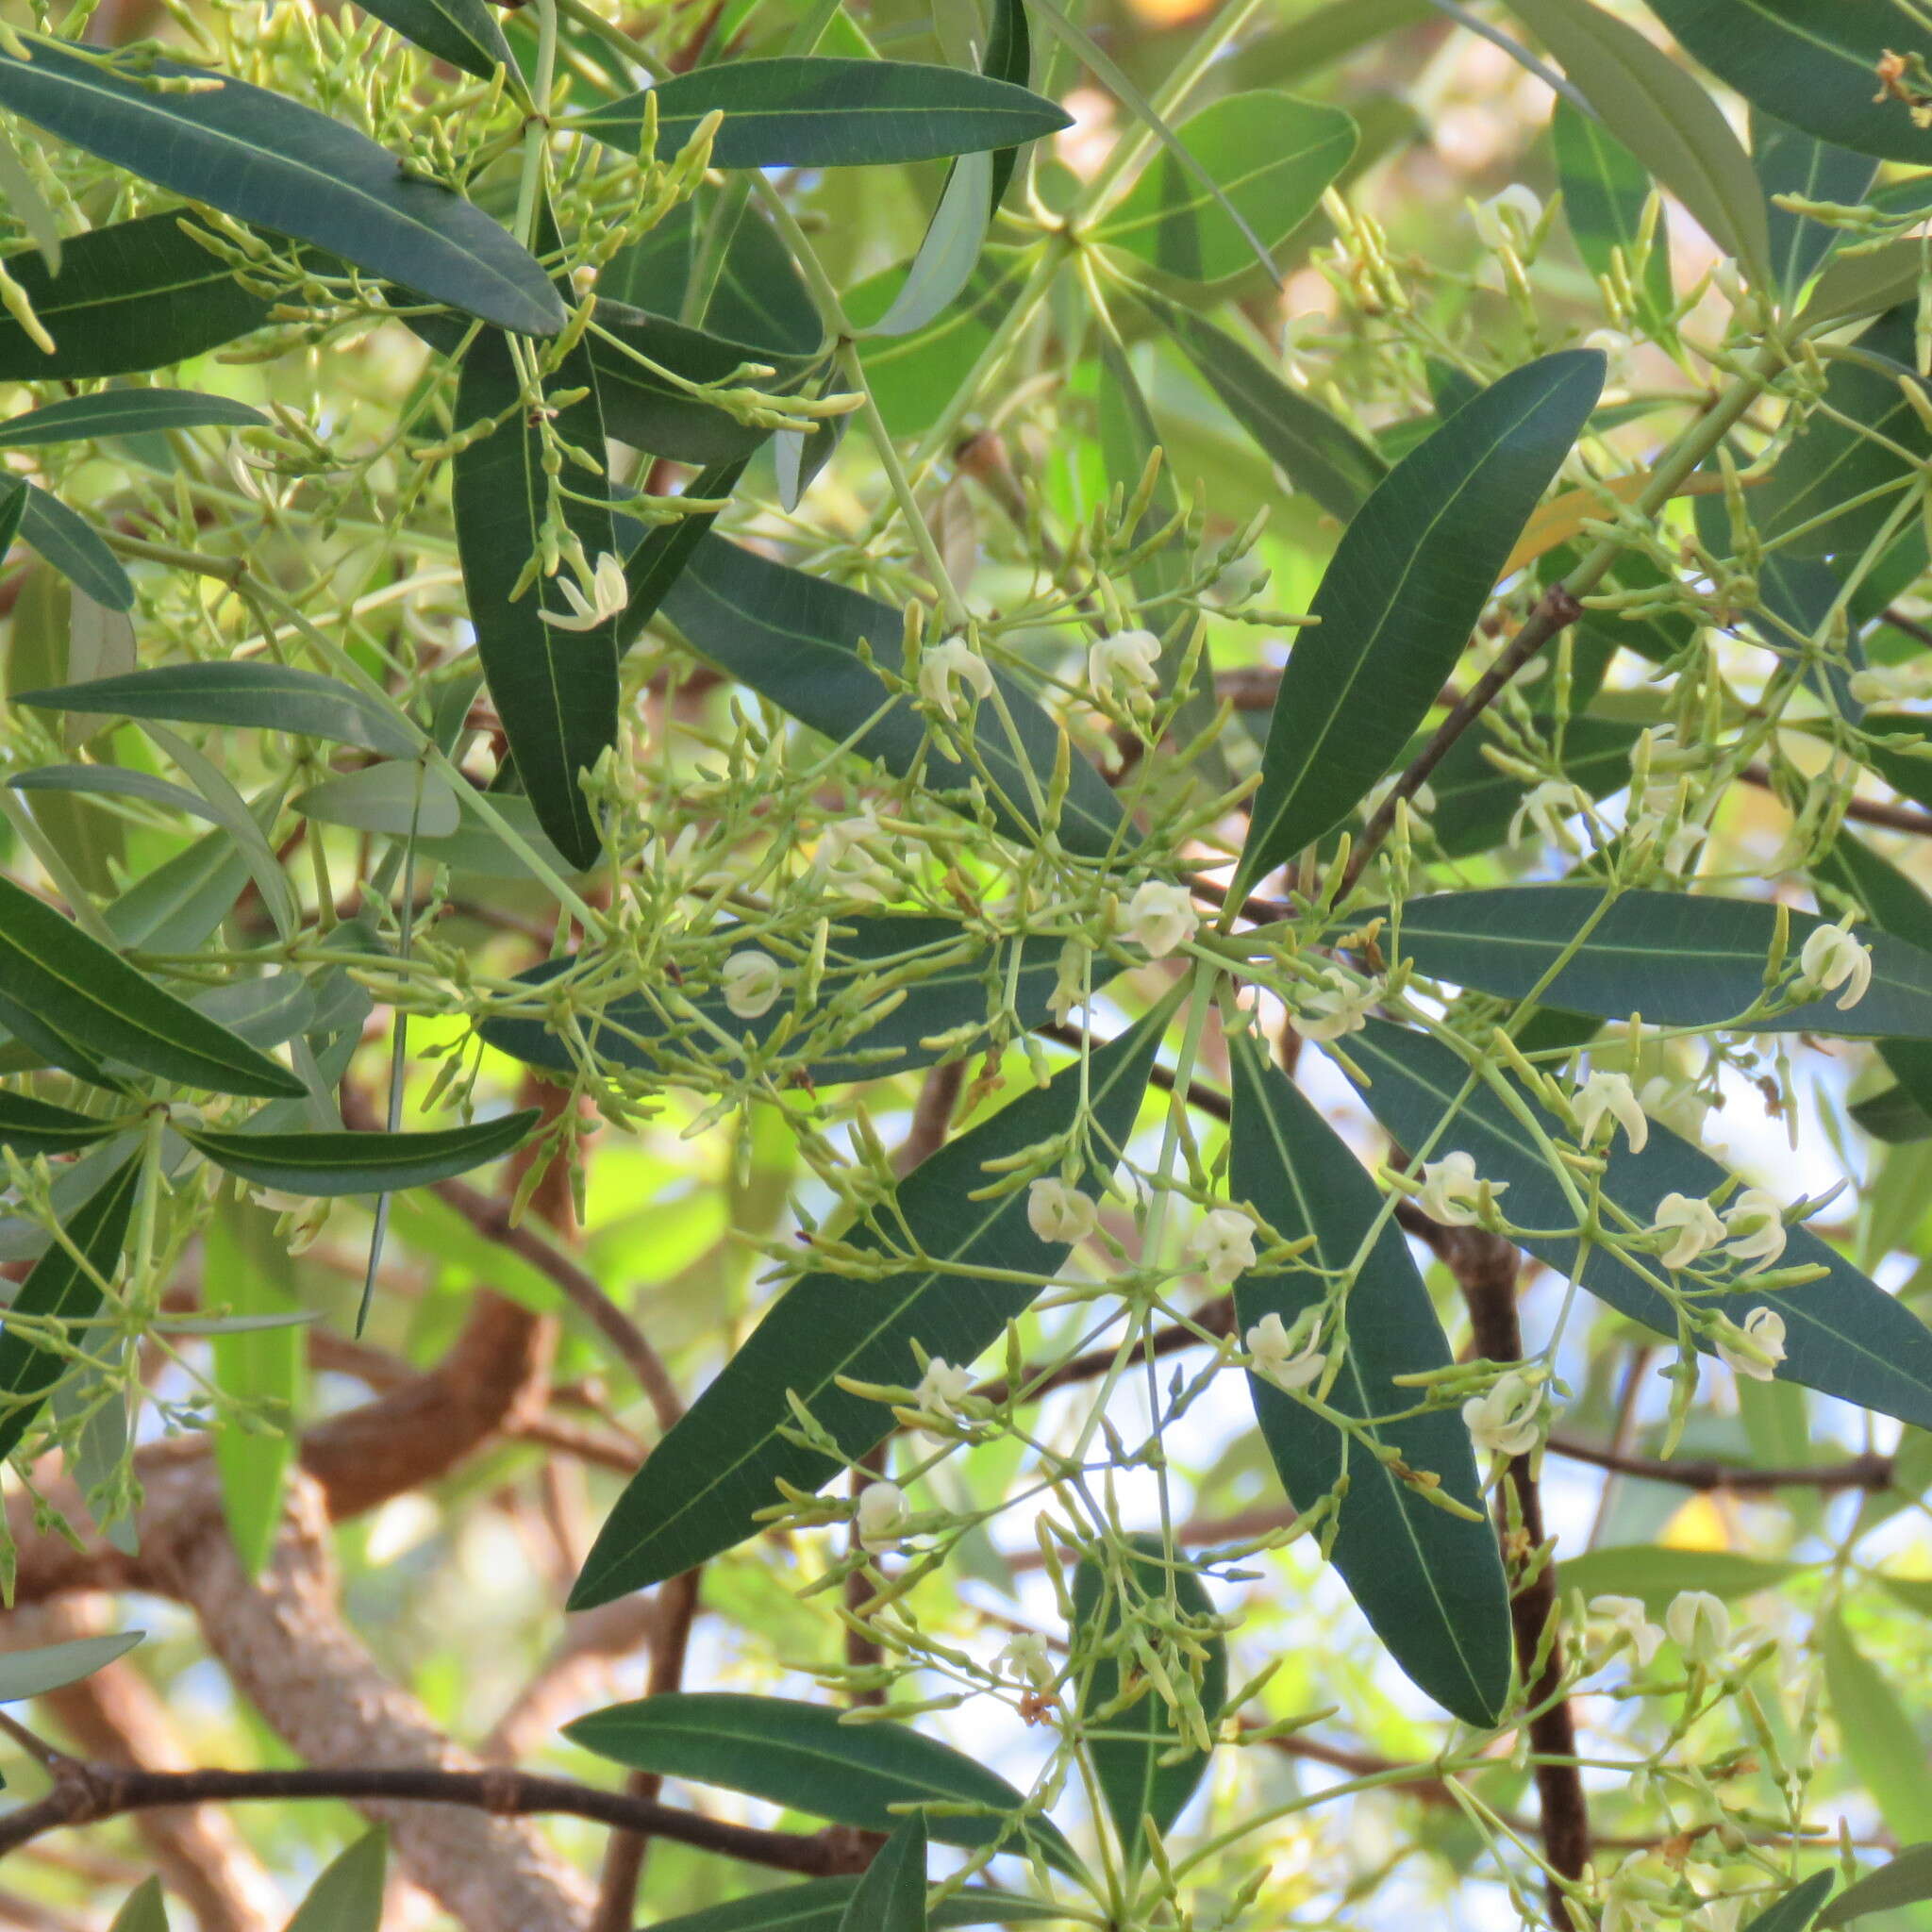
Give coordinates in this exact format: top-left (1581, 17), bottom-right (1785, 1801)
top-left (1714, 1305), bottom-right (1787, 1383)
top-left (812, 808), bottom-right (890, 901)
top-left (1472, 183), bottom-right (1543, 253)
top-left (1723, 1188), bottom-right (1787, 1271)
top-left (1027, 1177), bottom-right (1098, 1245)
top-left (914, 1357), bottom-right (976, 1419)
top-left (1693, 1900), bottom-right (1745, 1932)
top-left (1462, 1370), bottom-right (1542, 1458)
top-left (1244, 1310), bottom-right (1325, 1390)
top-left (1651, 1191), bottom-right (1725, 1269)
top-left (1417, 1150), bottom-right (1505, 1227)
top-left (1087, 627), bottom-right (1161, 703)
top-left (1188, 1207), bottom-right (1258, 1287)
top-left (1848, 661), bottom-right (1932, 706)
top-left (1122, 881), bottom-right (1199, 960)
top-left (720, 949), bottom-right (785, 1021)
top-left (995, 1631), bottom-right (1055, 1687)
top-left (1590, 1594), bottom-right (1665, 1667)
top-left (1799, 922), bottom-right (1873, 1010)
top-left (1664, 1588), bottom-right (1731, 1664)
top-left (1294, 970), bottom-right (1379, 1043)
top-left (855, 1479), bottom-right (912, 1554)
top-left (1574, 1069), bottom-right (1649, 1153)
top-left (1508, 778), bottom-right (1591, 850)
top-left (918, 637), bottom-right (994, 722)
top-left (1583, 327), bottom-right (1634, 385)
top-left (541, 551), bottom-right (628, 631)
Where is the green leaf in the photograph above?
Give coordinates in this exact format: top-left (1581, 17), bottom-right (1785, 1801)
top-left (285, 1829), bottom-right (388, 1932)
top-left (1237, 349), bottom-right (1604, 890)
top-left (18, 485), bottom-right (134, 610)
top-left (1551, 1544), bottom-right (1804, 1611)
top-left (1849, 1082), bottom-right (1932, 1144)
top-left (854, 255), bottom-right (1028, 441)
top-left (1804, 235), bottom-right (1925, 329)
top-left (574, 59), bottom-right (1072, 170)
top-left (1817, 1850), bottom-right (1932, 1928)
top-left (865, 148), bottom-right (994, 339)
top-left (1743, 1874), bottom-right (1836, 1932)
top-left (104, 824), bottom-right (251, 955)
top-left (15, 661), bottom-right (423, 759)
top-left (0, 874), bottom-right (304, 1097)
top-left (1552, 97), bottom-right (1674, 328)
top-left (292, 761), bottom-right (462, 839)
top-left (0, 1150), bottom-right (142, 1461)
top-left (569, 1004), bottom-right (1165, 1604)
top-left (0, 213), bottom-right (270, 379)
top-left (1502, 0), bottom-right (1773, 286)
top-left (1819, 1611), bottom-right (1932, 1841)
top-left (0, 388), bottom-right (266, 447)
top-left (0, 1088), bottom-right (127, 1156)
top-left (0, 38), bottom-right (561, 335)
top-left (107, 1876), bottom-right (170, 1932)
top-left (617, 458), bottom-right (749, 638)
top-left (478, 916), bottom-right (1083, 1088)
top-left (565, 1694), bottom-right (1074, 1868)
top-left (206, 1195), bottom-right (302, 1578)
top-left (1143, 291), bottom-right (1387, 523)
top-left (1754, 110), bottom-right (1875, 299)
top-left (453, 325), bottom-right (618, 874)
top-left (183, 1109), bottom-right (539, 1197)
top-left (839, 1814), bottom-right (927, 1932)
top-left (1071, 1536), bottom-right (1228, 1869)
top-left (1389, 885), bottom-right (1932, 1039)
top-left (983, 0), bottom-right (1032, 208)
top-left (1093, 91), bottom-right (1356, 292)
top-left (0, 1627), bottom-right (142, 1700)
top-left (358, 0), bottom-right (516, 85)
top-left (635, 1883), bottom-right (1054, 1932)
top-left (1228, 1042), bottom-right (1510, 1726)
top-left (658, 534), bottom-right (1125, 861)
top-left (1643, 0), bottom-right (1932, 165)
top-left (1341, 1018), bottom-right (1932, 1432)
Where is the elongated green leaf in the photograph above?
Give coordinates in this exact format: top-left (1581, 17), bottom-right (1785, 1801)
top-left (358, 0), bottom-right (515, 84)
top-left (285, 1829), bottom-right (387, 1932)
top-left (866, 148), bottom-right (994, 339)
top-left (1390, 885), bottom-right (1932, 1038)
top-left (0, 38), bottom-right (561, 335)
top-left (983, 0), bottom-right (1032, 208)
top-left (479, 916), bottom-right (1082, 1088)
top-left (856, 255), bottom-right (1028, 441)
top-left (570, 1005), bottom-right (1164, 1604)
top-left (16, 662), bottom-right (422, 759)
top-left (1503, 0), bottom-right (1773, 286)
top-left (184, 1109), bottom-right (538, 1196)
top-left (1754, 110), bottom-right (1875, 299)
top-left (292, 761), bottom-right (462, 839)
top-left (0, 1151), bottom-right (142, 1461)
top-left (1237, 349), bottom-right (1604, 890)
top-left (628, 1882), bottom-right (1056, 1932)
top-left (11, 762), bottom-right (222, 824)
top-left (1553, 1545), bottom-right (1804, 1611)
top-left (1818, 1850), bottom-right (1932, 1928)
top-left (108, 1876), bottom-right (170, 1932)
top-left (1228, 1043), bottom-right (1510, 1726)
top-left (1342, 1018), bottom-right (1932, 1432)
top-left (0, 1627), bottom-right (142, 1700)
top-left (565, 1694), bottom-right (1072, 1868)
top-left (1072, 1536), bottom-right (1228, 1868)
top-left (839, 1814), bottom-right (926, 1932)
top-left (1552, 97), bottom-right (1674, 326)
top-left (0, 988), bottom-right (127, 1092)
top-left (0, 875), bottom-right (303, 1097)
top-left (1144, 291), bottom-right (1386, 523)
top-left (574, 59), bottom-right (1071, 170)
top-left (18, 486), bottom-right (133, 610)
top-left (0, 1089), bottom-right (126, 1156)
top-left (1820, 1612), bottom-right (1932, 1840)
top-left (0, 389), bottom-right (265, 448)
top-left (105, 824), bottom-right (251, 955)
top-left (454, 325), bottom-right (618, 874)
top-left (1644, 0), bottom-right (1932, 165)
top-left (658, 534), bottom-right (1124, 860)
top-left (1849, 1081), bottom-right (1932, 1144)
top-left (1742, 1874), bottom-right (1836, 1932)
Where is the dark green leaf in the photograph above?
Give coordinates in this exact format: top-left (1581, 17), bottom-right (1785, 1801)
top-left (1817, 1849), bottom-right (1932, 1928)
top-left (358, 0), bottom-right (516, 84)
top-left (1849, 1082), bottom-right (1932, 1144)
top-left (1342, 1018), bottom-right (1932, 1432)
top-left (0, 1151), bottom-right (141, 1461)
top-left (0, 988), bottom-right (128, 1092)
top-left (1552, 1544), bottom-right (1804, 1610)
top-left (0, 37), bottom-right (561, 336)
top-left (285, 1829), bottom-right (387, 1932)
top-left (0, 874), bottom-right (303, 1097)
top-left (574, 59), bottom-right (1072, 170)
top-left (620, 1881), bottom-right (1057, 1932)
top-left (839, 1814), bottom-right (926, 1932)
top-left (184, 1109), bottom-right (539, 1196)
top-left (1754, 110), bottom-right (1875, 299)
top-left (0, 1088), bottom-right (126, 1156)
top-left (658, 534), bottom-right (1125, 860)
top-left (15, 661), bottom-right (422, 759)
top-left (569, 1005), bottom-right (1164, 1604)
top-left (983, 0), bottom-right (1032, 208)
top-left (18, 486), bottom-right (134, 610)
top-left (1552, 97), bottom-right (1674, 327)
top-left (107, 1876), bottom-right (170, 1932)
top-left (565, 1694), bottom-right (1073, 1868)
top-left (0, 389), bottom-right (265, 448)
top-left (1744, 1874), bottom-right (1835, 1932)
top-left (1228, 1042), bottom-right (1510, 1726)
top-left (1237, 349), bottom-right (1604, 889)
top-left (0, 1627), bottom-right (142, 1700)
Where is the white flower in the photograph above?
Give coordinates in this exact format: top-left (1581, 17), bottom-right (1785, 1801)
top-left (1583, 327), bottom-right (1633, 385)
top-left (541, 551), bottom-right (628, 631)
top-left (1590, 1593), bottom-right (1665, 1667)
top-left (1027, 1177), bottom-right (1098, 1245)
top-left (1294, 970), bottom-right (1379, 1043)
top-left (1848, 661), bottom-right (1932, 706)
top-left (995, 1631), bottom-right (1054, 1687)
top-left (1507, 777), bottom-right (1591, 849)
top-left (1714, 1306), bottom-right (1787, 1383)
top-left (1799, 922), bottom-right (1873, 1010)
top-left (1122, 881), bottom-right (1199, 960)
top-left (1087, 627), bottom-right (1161, 702)
top-left (720, 949), bottom-right (785, 1020)
top-left (812, 808), bottom-right (891, 901)
top-left (1472, 183), bottom-right (1543, 253)
top-left (1574, 1069), bottom-right (1649, 1153)
top-left (855, 1479), bottom-right (912, 1554)
top-left (1462, 1370), bottom-right (1542, 1458)
top-left (1245, 1310), bottom-right (1325, 1390)
top-left (1693, 1901), bottom-right (1745, 1932)
top-left (1664, 1588), bottom-right (1731, 1664)
top-left (1188, 1207), bottom-right (1258, 1287)
top-left (918, 637), bottom-right (994, 722)
top-left (914, 1357), bottom-right (975, 1419)
top-left (1723, 1188), bottom-right (1787, 1271)
top-left (1417, 1150), bottom-right (1505, 1227)
top-left (1651, 1191), bottom-right (1724, 1269)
